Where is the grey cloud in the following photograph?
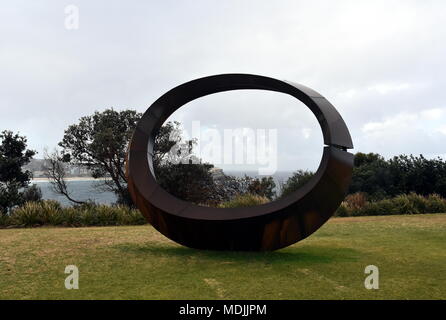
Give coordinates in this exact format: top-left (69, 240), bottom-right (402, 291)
top-left (1, 0), bottom-right (445, 171)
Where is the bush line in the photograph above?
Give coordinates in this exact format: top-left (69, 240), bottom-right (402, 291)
top-left (1, 193), bottom-right (445, 228)
top-left (0, 200), bottom-right (146, 228)
top-left (335, 192), bottom-right (446, 217)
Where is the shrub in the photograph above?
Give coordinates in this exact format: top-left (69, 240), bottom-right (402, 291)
top-left (74, 203), bottom-right (145, 226)
top-left (391, 194), bottom-right (419, 214)
top-left (334, 193), bottom-right (446, 217)
top-left (335, 203), bottom-right (350, 217)
top-left (344, 192), bottom-right (368, 210)
top-left (218, 193), bottom-right (270, 208)
top-left (2, 192), bottom-right (445, 228)
top-left (114, 205), bottom-right (146, 225)
top-left (156, 163), bottom-right (216, 205)
top-left (334, 192), bottom-right (368, 217)
top-left (425, 194), bottom-right (446, 213)
top-left (360, 199), bottom-right (394, 216)
top-left (3, 200), bottom-right (146, 228)
top-left (247, 177), bottom-right (276, 200)
top-left (405, 192), bottom-right (428, 213)
top-left (57, 207), bottom-right (82, 227)
top-left (0, 212), bottom-right (10, 226)
top-left (10, 201), bottom-right (49, 226)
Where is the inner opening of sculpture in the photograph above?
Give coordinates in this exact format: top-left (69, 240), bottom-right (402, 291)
top-left (151, 90), bottom-right (324, 208)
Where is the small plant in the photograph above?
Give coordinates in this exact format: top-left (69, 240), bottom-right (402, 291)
top-left (218, 193), bottom-right (270, 208)
top-left (10, 201), bottom-right (49, 226)
top-left (344, 192), bottom-right (368, 210)
top-left (425, 194), bottom-right (446, 213)
top-left (335, 203), bottom-right (350, 217)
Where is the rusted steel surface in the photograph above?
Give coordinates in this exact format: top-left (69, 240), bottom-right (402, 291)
top-left (126, 74), bottom-right (354, 251)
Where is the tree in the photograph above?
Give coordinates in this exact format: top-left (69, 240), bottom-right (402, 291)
top-left (58, 111), bottom-right (213, 206)
top-left (387, 154), bottom-right (446, 197)
top-left (0, 130), bottom-right (41, 213)
top-left (153, 121), bottom-right (218, 205)
top-left (354, 152), bottom-right (385, 167)
top-left (349, 152), bottom-right (446, 199)
top-left (153, 121), bottom-right (199, 168)
top-left (280, 170), bottom-right (314, 198)
top-left (349, 152), bottom-right (391, 199)
top-left (43, 149), bottom-right (87, 205)
top-left (152, 122), bottom-right (278, 205)
top-left (156, 163), bottom-right (217, 205)
top-left (59, 109), bottom-right (142, 206)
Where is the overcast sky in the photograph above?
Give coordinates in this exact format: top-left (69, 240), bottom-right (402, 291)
top-left (1, 0), bottom-right (445, 172)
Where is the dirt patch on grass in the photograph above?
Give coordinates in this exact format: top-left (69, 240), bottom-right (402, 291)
top-left (204, 278), bottom-right (227, 298)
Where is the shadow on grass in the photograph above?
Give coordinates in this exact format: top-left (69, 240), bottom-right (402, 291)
top-left (113, 242), bottom-right (360, 265)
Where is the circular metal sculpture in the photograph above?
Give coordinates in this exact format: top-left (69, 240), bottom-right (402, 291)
top-left (127, 74), bottom-right (354, 251)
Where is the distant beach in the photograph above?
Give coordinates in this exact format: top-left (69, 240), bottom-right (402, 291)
top-left (31, 177), bottom-right (99, 182)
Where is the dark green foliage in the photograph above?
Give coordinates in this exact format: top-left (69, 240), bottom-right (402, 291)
top-left (354, 152), bottom-right (384, 167)
top-left (21, 184), bottom-right (42, 202)
top-left (278, 152), bottom-right (446, 216)
top-left (280, 170), bottom-right (314, 198)
top-left (0, 131), bottom-right (35, 184)
top-left (153, 121), bottom-right (219, 205)
top-left (0, 183), bottom-right (22, 214)
top-left (156, 163), bottom-right (216, 205)
top-left (247, 176), bottom-right (276, 200)
top-left (59, 109), bottom-right (142, 206)
top-left (0, 131), bottom-right (41, 214)
top-left (387, 154), bottom-right (446, 197)
top-left (350, 152), bottom-right (446, 199)
top-left (349, 152), bottom-right (391, 199)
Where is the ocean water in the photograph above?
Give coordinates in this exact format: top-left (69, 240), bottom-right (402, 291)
top-left (32, 171), bottom-right (294, 206)
top-left (32, 180), bottom-right (117, 206)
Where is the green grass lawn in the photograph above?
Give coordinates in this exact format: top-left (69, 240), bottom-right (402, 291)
top-left (1, 214), bottom-right (445, 299)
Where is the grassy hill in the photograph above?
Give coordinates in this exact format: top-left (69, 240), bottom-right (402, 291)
top-left (1, 214), bottom-right (445, 299)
